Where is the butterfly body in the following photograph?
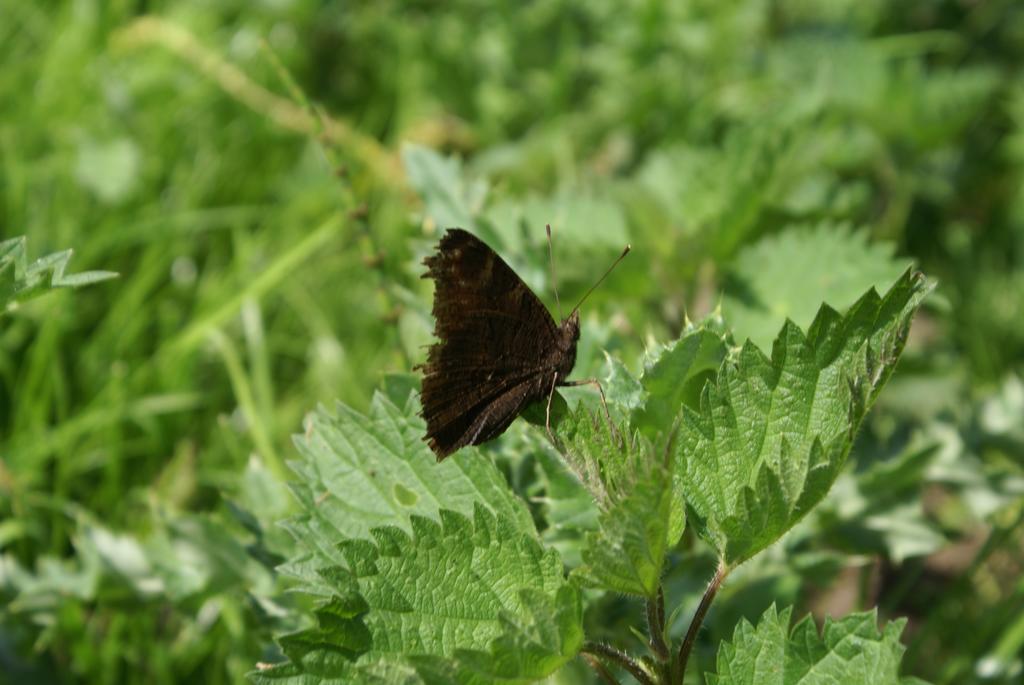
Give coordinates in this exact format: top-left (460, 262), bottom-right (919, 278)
top-left (418, 228), bottom-right (580, 460)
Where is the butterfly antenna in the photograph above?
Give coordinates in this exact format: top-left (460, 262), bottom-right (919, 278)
top-left (570, 244), bottom-right (631, 316)
top-left (546, 224), bottom-right (563, 321)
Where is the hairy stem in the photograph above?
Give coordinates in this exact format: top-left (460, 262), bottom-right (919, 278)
top-left (647, 587), bottom-right (670, 662)
top-left (583, 641), bottom-right (656, 685)
top-left (673, 561), bottom-right (729, 684)
top-left (582, 653), bottom-right (623, 685)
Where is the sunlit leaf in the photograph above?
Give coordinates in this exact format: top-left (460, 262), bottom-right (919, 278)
top-left (708, 605), bottom-right (926, 685)
top-left (678, 271), bottom-right (932, 565)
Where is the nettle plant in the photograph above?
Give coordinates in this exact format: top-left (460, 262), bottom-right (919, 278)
top-left (0, 236), bottom-right (118, 309)
top-left (253, 270), bottom-right (932, 685)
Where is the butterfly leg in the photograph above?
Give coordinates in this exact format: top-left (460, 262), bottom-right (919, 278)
top-left (545, 371), bottom-right (559, 445)
top-left (562, 378), bottom-right (622, 444)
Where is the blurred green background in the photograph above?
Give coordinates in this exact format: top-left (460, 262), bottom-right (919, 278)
top-left (1, 1), bottom-right (1023, 683)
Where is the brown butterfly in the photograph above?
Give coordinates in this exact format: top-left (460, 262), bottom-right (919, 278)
top-left (418, 227), bottom-right (629, 460)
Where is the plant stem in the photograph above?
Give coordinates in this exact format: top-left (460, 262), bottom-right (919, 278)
top-left (583, 641), bottom-right (656, 685)
top-left (582, 653), bottom-right (623, 685)
top-left (673, 561), bottom-right (729, 685)
top-left (647, 587), bottom-right (670, 662)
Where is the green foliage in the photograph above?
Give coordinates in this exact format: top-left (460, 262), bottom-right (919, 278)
top-left (633, 327), bottom-right (729, 439)
top-left (635, 131), bottom-right (787, 261)
top-left (0, 235), bottom-right (117, 309)
top-left (709, 605), bottom-right (919, 685)
top-left (677, 271), bottom-right (932, 566)
top-left (264, 507), bottom-right (583, 684)
top-left (818, 437), bottom-right (946, 564)
top-left (0, 505), bottom-right (284, 684)
top-left (723, 225), bottom-right (910, 351)
top-left (283, 392), bottom-right (536, 554)
top-left (552, 327), bottom-right (730, 598)
top-left (573, 467), bottom-right (674, 599)
top-left (3, 1), bottom-right (1024, 683)
top-left (258, 398), bottom-right (583, 683)
top-left (264, 267), bottom-right (930, 676)
top-left (552, 406), bottom-right (676, 598)
top-left (403, 144), bottom-right (487, 234)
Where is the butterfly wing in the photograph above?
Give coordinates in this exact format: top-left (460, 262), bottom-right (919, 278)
top-left (419, 228), bottom-right (561, 459)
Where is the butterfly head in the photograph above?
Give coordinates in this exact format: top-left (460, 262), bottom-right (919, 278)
top-left (561, 310), bottom-right (581, 342)
top-left (553, 310), bottom-right (580, 378)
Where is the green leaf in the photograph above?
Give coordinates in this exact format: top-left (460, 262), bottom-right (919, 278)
top-left (879, 66), bottom-right (999, 149)
top-left (0, 236), bottom-right (118, 310)
top-left (526, 352), bottom-right (671, 583)
top-left (402, 144), bottom-right (487, 232)
top-left (262, 394), bottom-right (582, 682)
top-left (635, 129), bottom-right (785, 259)
top-left (485, 188), bottom-right (630, 282)
top-left (677, 270), bottom-right (932, 565)
top-left (531, 442), bottom-right (599, 569)
top-left (633, 328), bottom-right (728, 439)
top-left (412, 584), bottom-right (584, 684)
top-left (723, 224), bottom-right (910, 351)
top-left (258, 506), bottom-right (582, 684)
top-left (280, 392), bottom-right (535, 594)
top-left (602, 352), bottom-right (648, 415)
top-left (572, 461), bottom-right (674, 598)
top-left (553, 403), bottom-right (679, 598)
top-left (708, 604), bottom-right (927, 685)
top-left (251, 659), bottom-right (420, 685)
top-left (551, 403), bottom-right (637, 506)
